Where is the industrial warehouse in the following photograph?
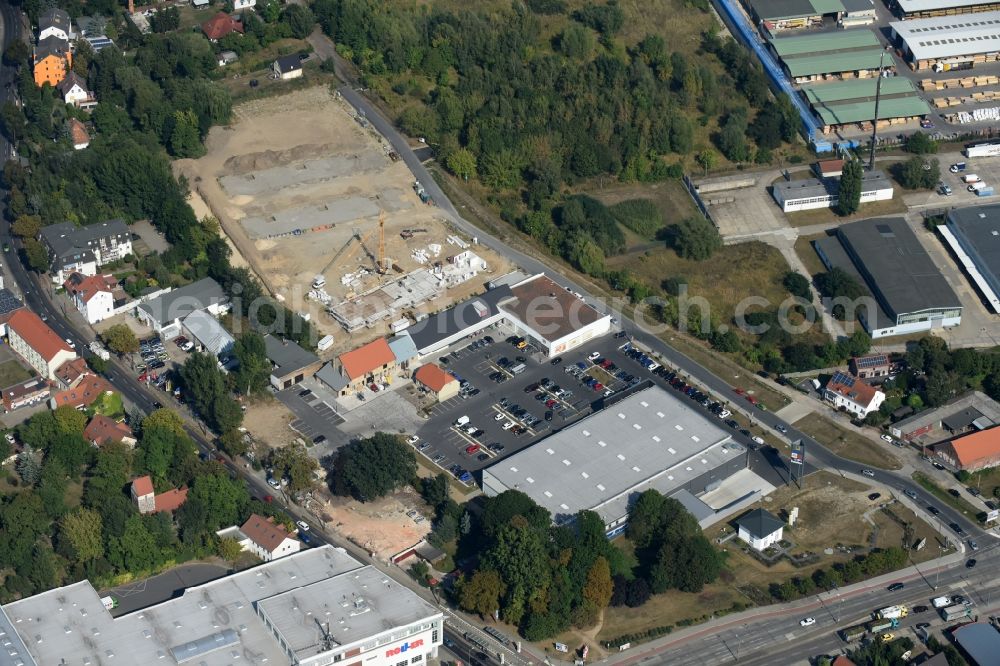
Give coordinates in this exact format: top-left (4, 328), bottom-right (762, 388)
top-left (480, 385), bottom-right (773, 537)
top-left (802, 78), bottom-right (931, 133)
top-left (744, 0), bottom-right (876, 32)
top-left (890, 11), bottom-right (1000, 71)
top-left (813, 217), bottom-right (963, 338)
top-left (0, 547), bottom-right (444, 666)
top-left (892, 0), bottom-right (1000, 19)
top-left (772, 169), bottom-right (893, 212)
top-left (940, 204), bottom-right (1000, 313)
top-left (770, 29), bottom-right (889, 83)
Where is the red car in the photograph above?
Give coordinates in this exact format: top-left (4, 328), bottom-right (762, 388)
top-left (262, 495), bottom-right (274, 503)
top-left (746, 395), bottom-right (758, 405)
top-left (465, 443), bottom-right (480, 454)
top-left (734, 387), bottom-right (745, 395)
top-left (592, 382), bottom-right (604, 391)
top-left (600, 359), bottom-right (612, 369)
top-left (545, 398), bottom-right (557, 408)
top-left (369, 383), bottom-right (380, 392)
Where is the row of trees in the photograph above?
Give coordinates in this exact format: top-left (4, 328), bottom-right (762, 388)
top-left (0, 406), bottom-right (272, 601)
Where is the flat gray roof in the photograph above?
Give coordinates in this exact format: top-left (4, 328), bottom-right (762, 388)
top-left (948, 205), bottom-right (1000, 285)
top-left (2, 546), bottom-right (363, 666)
top-left (406, 285), bottom-right (513, 353)
top-left (892, 11), bottom-right (1000, 61)
top-left (265, 334), bottom-right (319, 377)
top-left (257, 566), bottom-right (442, 661)
top-left (954, 622), bottom-right (1000, 666)
top-left (776, 170), bottom-right (892, 202)
top-left (893, 390), bottom-right (1000, 438)
top-left (482, 386), bottom-right (743, 526)
top-left (137, 277), bottom-right (227, 326)
top-left (813, 234), bottom-right (894, 329)
top-left (836, 217), bottom-right (962, 319)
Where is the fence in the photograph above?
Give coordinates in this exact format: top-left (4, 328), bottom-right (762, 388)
top-left (682, 174), bottom-right (716, 227)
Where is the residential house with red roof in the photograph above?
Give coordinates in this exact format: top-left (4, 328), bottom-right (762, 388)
top-left (130, 475), bottom-right (188, 514)
top-left (933, 425), bottom-right (1000, 472)
top-left (48, 374), bottom-right (113, 410)
top-left (84, 414), bottom-right (136, 448)
top-left (201, 12), bottom-right (242, 41)
top-left (823, 371), bottom-right (885, 418)
top-left (6, 309), bottom-right (77, 380)
top-left (67, 117), bottom-right (89, 150)
top-left (54, 357), bottom-right (90, 390)
top-left (413, 363), bottom-right (459, 402)
top-left (337, 337), bottom-right (396, 393)
top-left (218, 514), bottom-right (300, 561)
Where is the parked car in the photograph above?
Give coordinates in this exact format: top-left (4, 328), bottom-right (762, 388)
top-left (465, 444), bottom-right (480, 454)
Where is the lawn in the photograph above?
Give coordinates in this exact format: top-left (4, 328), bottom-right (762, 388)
top-left (794, 232), bottom-right (831, 278)
top-left (791, 413), bottom-right (902, 470)
top-left (870, 502), bottom-right (948, 565)
top-left (589, 180), bottom-right (698, 232)
top-left (0, 360), bottom-right (31, 388)
top-left (966, 466), bottom-right (1000, 500)
top-left (89, 392), bottom-right (125, 421)
top-left (912, 471), bottom-right (982, 522)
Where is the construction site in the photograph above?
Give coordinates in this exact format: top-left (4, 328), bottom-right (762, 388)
top-left (174, 86), bottom-right (510, 351)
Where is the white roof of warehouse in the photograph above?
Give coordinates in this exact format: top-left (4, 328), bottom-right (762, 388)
top-left (892, 11), bottom-right (1000, 61)
top-left (1, 546), bottom-right (364, 666)
top-left (183, 309), bottom-right (235, 357)
top-left (483, 386), bottom-right (743, 525)
top-left (898, 0), bottom-right (999, 12)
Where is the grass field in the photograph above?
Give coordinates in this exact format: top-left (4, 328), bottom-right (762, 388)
top-left (794, 233), bottom-right (831, 277)
top-left (0, 360), bottom-right (31, 389)
top-left (792, 413), bottom-right (902, 470)
top-left (968, 467), bottom-right (1000, 500)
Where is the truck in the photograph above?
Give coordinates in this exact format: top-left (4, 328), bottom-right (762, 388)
top-left (868, 617), bottom-right (901, 634)
top-left (89, 341), bottom-right (110, 361)
top-left (839, 623), bottom-right (869, 642)
top-left (509, 363), bottom-right (527, 376)
top-left (454, 415), bottom-right (470, 427)
top-left (941, 604), bottom-right (973, 621)
top-left (931, 596), bottom-right (952, 609)
top-left (962, 174), bottom-right (981, 184)
top-left (977, 186), bottom-right (995, 197)
top-left (875, 606), bottom-right (909, 620)
top-left (966, 140), bottom-right (1000, 158)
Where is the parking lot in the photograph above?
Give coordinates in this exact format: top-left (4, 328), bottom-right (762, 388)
top-left (403, 330), bottom-right (797, 488)
top-left (276, 382), bottom-right (346, 446)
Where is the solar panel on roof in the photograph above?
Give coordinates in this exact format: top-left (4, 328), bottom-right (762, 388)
top-left (831, 371), bottom-right (856, 387)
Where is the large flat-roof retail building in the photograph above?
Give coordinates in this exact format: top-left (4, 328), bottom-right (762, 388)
top-left (940, 204), bottom-right (1000, 313)
top-left (405, 273), bottom-right (611, 359)
top-left (481, 385), bottom-right (755, 537)
top-left (892, 0), bottom-right (1000, 19)
top-left (0, 546), bottom-right (443, 666)
top-left (813, 217), bottom-right (962, 338)
top-left (890, 11), bottom-right (1000, 70)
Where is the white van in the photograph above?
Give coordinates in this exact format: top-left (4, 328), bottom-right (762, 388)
top-left (968, 181), bottom-right (987, 192)
top-left (962, 174), bottom-right (981, 183)
top-left (454, 415), bottom-right (470, 427)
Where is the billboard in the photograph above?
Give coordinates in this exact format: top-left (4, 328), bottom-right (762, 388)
top-left (790, 440), bottom-right (805, 465)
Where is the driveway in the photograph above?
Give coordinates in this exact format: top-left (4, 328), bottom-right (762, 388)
top-left (103, 563), bottom-right (229, 616)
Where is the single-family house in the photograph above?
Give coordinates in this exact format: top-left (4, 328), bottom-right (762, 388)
top-left (136, 277), bottom-right (228, 338)
top-left (933, 425), bottom-right (1000, 473)
top-left (38, 8), bottom-right (71, 41)
top-left (131, 475), bottom-right (188, 514)
top-left (849, 353), bottom-right (892, 380)
top-left (0, 288), bottom-right (25, 337)
top-left (33, 35), bottom-right (72, 87)
top-left (54, 357), bottom-right (90, 390)
top-left (64, 272), bottom-right (122, 324)
top-left (735, 508), bottom-right (785, 552)
top-left (182, 309), bottom-right (235, 358)
top-left (272, 54), bottom-right (302, 80)
top-left (39, 219), bottom-right (132, 283)
top-left (217, 50), bottom-right (238, 66)
top-left (84, 414), bottom-right (136, 448)
top-left (414, 363), bottom-right (459, 402)
top-left (6, 310), bottom-right (77, 380)
top-left (57, 71), bottom-right (96, 109)
top-left (2, 378), bottom-right (50, 412)
top-left (263, 335), bottom-right (321, 389)
top-left (823, 371), bottom-right (885, 418)
top-left (218, 514), bottom-right (300, 561)
top-left (201, 12), bottom-right (243, 41)
top-left (48, 374), bottom-right (114, 410)
top-left (67, 118), bottom-right (90, 150)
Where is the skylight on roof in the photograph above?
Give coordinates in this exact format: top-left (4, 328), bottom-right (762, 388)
top-left (668, 447), bottom-right (676, 454)
top-left (640, 401), bottom-right (649, 407)
top-left (544, 491), bottom-right (552, 498)
top-left (596, 484), bottom-right (605, 491)
top-left (526, 477), bottom-right (534, 483)
top-left (656, 411), bottom-right (665, 417)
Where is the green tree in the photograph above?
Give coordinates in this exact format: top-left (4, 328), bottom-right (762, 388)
top-left (330, 432), bottom-right (416, 501)
top-left (836, 159), bottom-right (862, 216)
top-left (446, 148), bottom-right (477, 181)
top-left (233, 331), bottom-right (270, 395)
top-left (905, 132), bottom-right (938, 155)
top-left (60, 508), bottom-right (104, 562)
top-left (23, 238), bottom-right (50, 272)
top-left (169, 110), bottom-right (203, 158)
top-left (282, 4), bottom-right (315, 38)
top-left (482, 521), bottom-right (551, 625)
top-left (110, 514), bottom-right (158, 572)
top-left (696, 149), bottom-right (717, 175)
top-left (459, 570), bottom-right (505, 617)
top-left (783, 271), bottom-right (812, 301)
top-left (11, 214), bottom-right (41, 239)
top-left (268, 442), bottom-right (319, 494)
top-left (216, 536), bottom-right (244, 563)
top-left (666, 215), bottom-right (721, 260)
top-left (480, 490), bottom-right (552, 539)
top-left (896, 157), bottom-right (939, 190)
top-left (626, 489), bottom-right (667, 549)
top-left (53, 404), bottom-right (87, 436)
top-left (102, 324), bottom-right (139, 355)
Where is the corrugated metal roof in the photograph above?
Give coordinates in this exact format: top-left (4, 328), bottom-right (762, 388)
top-left (803, 77), bottom-right (917, 103)
top-left (771, 28), bottom-right (879, 56)
top-left (898, 0), bottom-right (998, 12)
top-left (813, 96), bottom-right (931, 126)
top-left (892, 11), bottom-right (1000, 62)
top-left (784, 49), bottom-right (887, 77)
